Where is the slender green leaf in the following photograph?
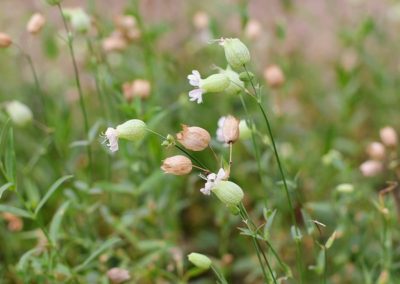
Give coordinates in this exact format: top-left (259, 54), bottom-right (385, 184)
top-left (325, 231), bottom-right (337, 249)
top-left (0, 182), bottom-right (13, 199)
top-left (49, 201), bottom-right (71, 244)
top-left (34, 175), bottom-right (73, 216)
top-left (4, 127), bottom-right (16, 182)
top-left (74, 237), bottom-right (121, 272)
top-left (0, 119), bottom-right (11, 158)
top-left (17, 247), bottom-right (41, 271)
top-left (0, 205), bottom-right (33, 219)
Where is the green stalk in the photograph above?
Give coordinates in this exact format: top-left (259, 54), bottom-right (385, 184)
top-left (211, 265), bottom-right (228, 284)
top-left (243, 64), bottom-right (304, 282)
top-left (57, 3), bottom-right (93, 181)
top-left (238, 93), bottom-right (265, 186)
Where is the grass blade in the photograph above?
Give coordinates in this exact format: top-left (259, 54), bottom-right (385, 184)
top-left (74, 237), bottom-right (121, 272)
top-left (49, 201), bottom-right (71, 244)
top-left (0, 205), bottom-right (33, 219)
top-left (0, 182), bottom-right (14, 199)
top-left (34, 175), bottom-right (73, 216)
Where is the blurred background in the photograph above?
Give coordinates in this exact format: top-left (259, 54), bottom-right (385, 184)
top-left (1, 0), bottom-right (400, 283)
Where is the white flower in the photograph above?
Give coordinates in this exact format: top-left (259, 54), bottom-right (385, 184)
top-left (200, 168), bottom-right (226, 195)
top-left (104, 127), bottom-right (119, 152)
top-left (187, 70), bottom-right (204, 104)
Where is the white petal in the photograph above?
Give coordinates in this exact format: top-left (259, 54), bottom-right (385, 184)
top-left (216, 168), bottom-right (226, 181)
top-left (187, 70), bottom-right (202, 86)
top-left (216, 129), bottom-right (224, 142)
top-left (189, 89), bottom-right (204, 104)
top-left (105, 127), bottom-right (119, 152)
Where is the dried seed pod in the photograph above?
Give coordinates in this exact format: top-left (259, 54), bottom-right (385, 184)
top-left (0, 32), bottom-right (12, 48)
top-left (380, 126), bottom-right (397, 147)
top-left (366, 142), bottom-right (385, 160)
top-left (107, 268), bottom-right (131, 284)
top-left (359, 160), bottom-right (383, 177)
top-left (222, 115), bottom-right (240, 144)
top-left (264, 65), bottom-right (285, 88)
top-left (161, 155), bottom-right (192, 175)
top-left (123, 79), bottom-right (151, 101)
top-left (27, 13), bottom-right (46, 34)
top-left (176, 125), bottom-right (210, 151)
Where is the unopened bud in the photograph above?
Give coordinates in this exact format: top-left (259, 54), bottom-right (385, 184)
top-left (177, 125), bottom-right (210, 151)
top-left (161, 155), bottom-right (192, 175)
top-left (161, 134), bottom-right (175, 147)
top-left (222, 115), bottom-right (240, 144)
top-left (360, 160), bottom-right (383, 177)
top-left (366, 142), bottom-right (385, 160)
top-left (27, 13), bottom-right (46, 34)
top-left (380, 126), bottom-right (397, 147)
top-left (187, 252), bottom-right (212, 270)
top-left (201, 73), bottom-right (230, 93)
top-left (212, 181), bottom-right (244, 206)
top-left (5, 101), bottom-right (33, 127)
top-left (264, 65), bottom-right (285, 88)
top-left (107, 268), bottom-right (131, 284)
top-left (221, 66), bottom-right (244, 95)
top-left (220, 38), bottom-right (251, 69)
top-left (0, 32), bottom-right (12, 48)
top-left (239, 120), bottom-right (251, 140)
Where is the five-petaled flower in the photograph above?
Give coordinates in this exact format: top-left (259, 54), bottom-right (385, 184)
top-left (200, 168), bottom-right (226, 195)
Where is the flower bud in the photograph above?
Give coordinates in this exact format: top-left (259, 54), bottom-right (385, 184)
top-left (161, 155), bottom-right (192, 175)
top-left (0, 32), bottom-right (12, 48)
top-left (360, 160), bottom-right (383, 177)
top-left (212, 181), bottom-right (244, 206)
top-left (114, 15), bottom-right (140, 41)
top-left (123, 79), bottom-right (151, 101)
top-left (107, 268), bottom-right (131, 284)
top-left (221, 38), bottom-right (251, 69)
top-left (239, 120), bottom-right (251, 140)
top-left (366, 142), bottom-right (385, 160)
top-left (336, 183), bottom-right (354, 193)
top-left (221, 66), bottom-right (244, 95)
top-left (116, 119), bottom-right (146, 141)
top-left (176, 125), bottom-right (210, 151)
top-left (380, 126), bottom-right (397, 147)
top-left (200, 73), bottom-right (230, 93)
top-left (5, 101), bottom-right (33, 127)
top-left (188, 252), bottom-right (212, 270)
top-left (222, 115), bottom-right (240, 144)
top-left (264, 65), bottom-right (285, 88)
top-left (27, 13), bottom-right (46, 35)
top-left (70, 9), bottom-right (91, 33)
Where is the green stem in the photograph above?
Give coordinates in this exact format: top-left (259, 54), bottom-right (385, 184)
top-left (238, 93), bottom-right (265, 186)
top-left (57, 3), bottom-right (93, 181)
top-left (211, 265), bottom-right (228, 284)
top-left (243, 64), bottom-right (304, 282)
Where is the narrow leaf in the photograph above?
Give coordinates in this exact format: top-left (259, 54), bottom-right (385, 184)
top-left (34, 175), bottom-right (73, 216)
top-left (0, 182), bottom-right (14, 199)
top-left (17, 247), bottom-right (41, 271)
top-left (49, 201), bottom-right (71, 244)
top-left (0, 119), bottom-right (11, 158)
top-left (74, 237), bottom-right (120, 272)
top-left (325, 230), bottom-right (337, 249)
top-left (0, 205), bottom-right (33, 219)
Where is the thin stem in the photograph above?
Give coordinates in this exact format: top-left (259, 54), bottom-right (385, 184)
top-left (211, 265), bottom-right (228, 284)
top-left (323, 247), bottom-right (327, 284)
top-left (243, 64), bottom-right (304, 282)
top-left (238, 93), bottom-right (265, 186)
top-left (57, 3), bottom-right (93, 181)
top-left (208, 145), bottom-right (220, 164)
